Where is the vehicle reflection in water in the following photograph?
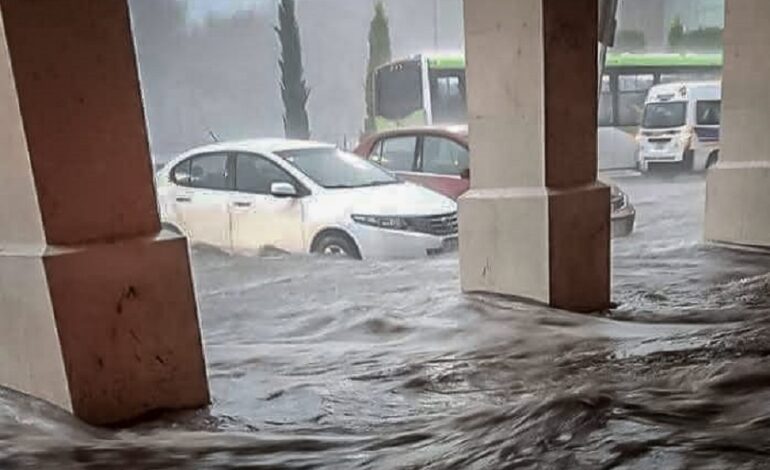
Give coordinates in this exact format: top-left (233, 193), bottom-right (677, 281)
top-left (2, 175), bottom-right (770, 469)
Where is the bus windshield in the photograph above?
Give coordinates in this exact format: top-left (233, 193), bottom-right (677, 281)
top-left (642, 102), bottom-right (687, 129)
top-left (375, 60), bottom-right (423, 122)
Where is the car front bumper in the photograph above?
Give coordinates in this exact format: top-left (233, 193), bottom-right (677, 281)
top-left (349, 224), bottom-right (458, 259)
top-left (611, 204), bottom-right (636, 238)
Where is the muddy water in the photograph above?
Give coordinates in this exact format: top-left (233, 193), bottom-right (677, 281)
top-left (2, 175), bottom-right (770, 469)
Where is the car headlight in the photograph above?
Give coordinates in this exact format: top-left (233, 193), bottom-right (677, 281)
top-left (352, 214), bottom-right (409, 230)
top-left (610, 187), bottom-right (629, 210)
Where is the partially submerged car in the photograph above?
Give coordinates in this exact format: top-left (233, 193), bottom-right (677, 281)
top-left (354, 126), bottom-right (636, 237)
top-left (156, 139), bottom-right (459, 259)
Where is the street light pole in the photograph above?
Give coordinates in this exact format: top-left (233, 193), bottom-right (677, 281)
top-left (598, 0), bottom-right (620, 99)
top-left (434, 0), bottom-right (440, 50)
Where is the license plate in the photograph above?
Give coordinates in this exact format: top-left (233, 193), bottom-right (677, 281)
top-left (442, 237), bottom-right (459, 251)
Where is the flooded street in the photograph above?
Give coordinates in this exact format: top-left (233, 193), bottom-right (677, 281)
top-left (2, 175), bottom-right (770, 469)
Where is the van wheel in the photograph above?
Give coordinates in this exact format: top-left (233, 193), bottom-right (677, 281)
top-left (313, 232), bottom-right (361, 260)
top-left (683, 150), bottom-right (695, 171)
top-left (706, 151), bottom-right (719, 169)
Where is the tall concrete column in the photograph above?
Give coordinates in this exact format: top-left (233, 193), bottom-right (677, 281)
top-left (0, 0), bottom-right (209, 425)
top-left (460, 0), bottom-right (610, 312)
top-left (705, 0), bottom-right (770, 248)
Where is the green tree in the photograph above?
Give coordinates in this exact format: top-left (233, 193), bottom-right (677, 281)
top-left (614, 30), bottom-right (646, 51)
top-left (668, 16), bottom-right (685, 48)
top-left (276, 0), bottom-right (310, 139)
top-left (364, 2), bottom-right (392, 134)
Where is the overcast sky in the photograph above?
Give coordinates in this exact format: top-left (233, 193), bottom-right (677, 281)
top-left (184, 0), bottom-right (271, 22)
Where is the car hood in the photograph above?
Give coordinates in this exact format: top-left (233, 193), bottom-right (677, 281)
top-left (318, 182), bottom-right (457, 217)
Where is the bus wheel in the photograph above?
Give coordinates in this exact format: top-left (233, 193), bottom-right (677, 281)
top-left (706, 151), bottom-right (719, 169)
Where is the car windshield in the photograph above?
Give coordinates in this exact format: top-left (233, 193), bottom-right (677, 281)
top-left (642, 102), bottom-right (687, 129)
top-left (276, 147), bottom-right (398, 189)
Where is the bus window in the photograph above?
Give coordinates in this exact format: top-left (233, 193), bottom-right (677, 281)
top-left (375, 60), bottom-right (423, 122)
top-left (599, 75), bottom-right (614, 127)
top-left (660, 71), bottom-right (721, 84)
top-left (696, 100), bottom-right (721, 125)
top-left (618, 74), bottom-right (654, 126)
top-left (430, 70), bottom-right (467, 124)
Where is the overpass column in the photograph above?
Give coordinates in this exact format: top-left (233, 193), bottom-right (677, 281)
top-left (0, 0), bottom-right (209, 425)
top-left (705, 0), bottom-right (770, 248)
top-left (460, 0), bottom-right (611, 312)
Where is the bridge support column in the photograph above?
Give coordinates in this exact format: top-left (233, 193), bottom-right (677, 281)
top-left (0, 0), bottom-right (209, 425)
top-left (705, 0), bottom-right (770, 248)
top-left (459, 0), bottom-right (610, 312)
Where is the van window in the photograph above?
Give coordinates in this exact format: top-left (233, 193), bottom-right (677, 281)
top-left (696, 100), bottom-right (721, 125)
top-left (642, 102), bottom-right (687, 129)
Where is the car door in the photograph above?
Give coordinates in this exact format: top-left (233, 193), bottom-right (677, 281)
top-left (415, 135), bottom-right (470, 200)
top-left (169, 153), bottom-right (233, 248)
top-left (229, 153), bottom-right (305, 254)
top-left (369, 135), bottom-right (420, 183)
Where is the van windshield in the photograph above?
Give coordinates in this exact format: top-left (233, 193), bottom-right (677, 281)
top-left (642, 102), bottom-right (687, 129)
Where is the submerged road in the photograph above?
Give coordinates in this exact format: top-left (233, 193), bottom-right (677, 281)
top-left (2, 174), bottom-right (770, 469)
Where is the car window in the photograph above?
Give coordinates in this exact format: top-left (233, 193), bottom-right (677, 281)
top-left (171, 159), bottom-right (192, 185)
top-left (422, 136), bottom-right (469, 176)
top-left (373, 136), bottom-right (417, 172)
top-left (696, 100), bottom-right (721, 125)
top-left (173, 153), bottom-right (229, 190)
top-left (235, 154), bottom-right (296, 194)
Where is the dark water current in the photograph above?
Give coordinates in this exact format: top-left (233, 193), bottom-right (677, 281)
top-left (2, 175), bottom-right (770, 469)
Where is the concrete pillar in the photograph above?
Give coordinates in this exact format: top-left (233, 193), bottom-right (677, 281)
top-left (704, 0), bottom-right (770, 248)
top-left (460, 0), bottom-right (611, 312)
top-left (0, 0), bottom-right (209, 425)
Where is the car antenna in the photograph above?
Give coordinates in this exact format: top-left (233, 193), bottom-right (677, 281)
top-left (208, 130), bottom-right (220, 143)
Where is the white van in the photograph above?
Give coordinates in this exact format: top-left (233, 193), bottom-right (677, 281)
top-left (637, 81), bottom-right (721, 172)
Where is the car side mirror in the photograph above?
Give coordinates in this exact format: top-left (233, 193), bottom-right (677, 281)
top-left (460, 168), bottom-right (471, 180)
top-left (270, 182), bottom-right (298, 198)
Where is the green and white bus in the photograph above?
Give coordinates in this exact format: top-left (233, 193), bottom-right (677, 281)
top-left (372, 52), bottom-right (722, 169)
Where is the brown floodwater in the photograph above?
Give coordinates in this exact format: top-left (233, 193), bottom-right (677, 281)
top-left (2, 174), bottom-right (769, 469)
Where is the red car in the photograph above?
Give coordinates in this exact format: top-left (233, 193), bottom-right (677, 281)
top-left (354, 125), bottom-right (636, 237)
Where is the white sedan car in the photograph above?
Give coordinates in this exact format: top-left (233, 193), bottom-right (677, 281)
top-left (156, 139), bottom-right (459, 259)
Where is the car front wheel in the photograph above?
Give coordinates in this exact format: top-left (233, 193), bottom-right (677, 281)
top-left (313, 233), bottom-right (361, 260)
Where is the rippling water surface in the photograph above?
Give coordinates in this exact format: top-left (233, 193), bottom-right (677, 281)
top-left (2, 175), bottom-right (770, 469)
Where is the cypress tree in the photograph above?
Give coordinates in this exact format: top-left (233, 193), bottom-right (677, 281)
top-left (364, 2), bottom-right (392, 134)
top-left (668, 16), bottom-right (685, 49)
top-left (276, 0), bottom-right (310, 139)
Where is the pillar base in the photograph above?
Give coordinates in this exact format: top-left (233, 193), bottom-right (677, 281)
top-left (0, 233), bottom-right (209, 425)
top-left (705, 162), bottom-right (770, 248)
top-left (459, 183), bottom-right (611, 312)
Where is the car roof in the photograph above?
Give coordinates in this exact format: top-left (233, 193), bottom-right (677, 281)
top-left (182, 138), bottom-right (335, 157)
top-left (369, 124), bottom-right (468, 140)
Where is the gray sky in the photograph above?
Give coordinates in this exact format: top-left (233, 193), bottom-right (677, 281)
top-left (184, 0), bottom-right (271, 23)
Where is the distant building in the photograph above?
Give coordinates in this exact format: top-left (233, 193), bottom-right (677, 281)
top-left (617, 0), bottom-right (724, 50)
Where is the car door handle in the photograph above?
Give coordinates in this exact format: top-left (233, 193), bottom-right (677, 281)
top-left (176, 196), bottom-right (191, 203)
top-left (232, 201), bottom-right (252, 208)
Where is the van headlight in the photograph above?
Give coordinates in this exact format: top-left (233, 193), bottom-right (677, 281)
top-left (352, 214), bottom-right (409, 230)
